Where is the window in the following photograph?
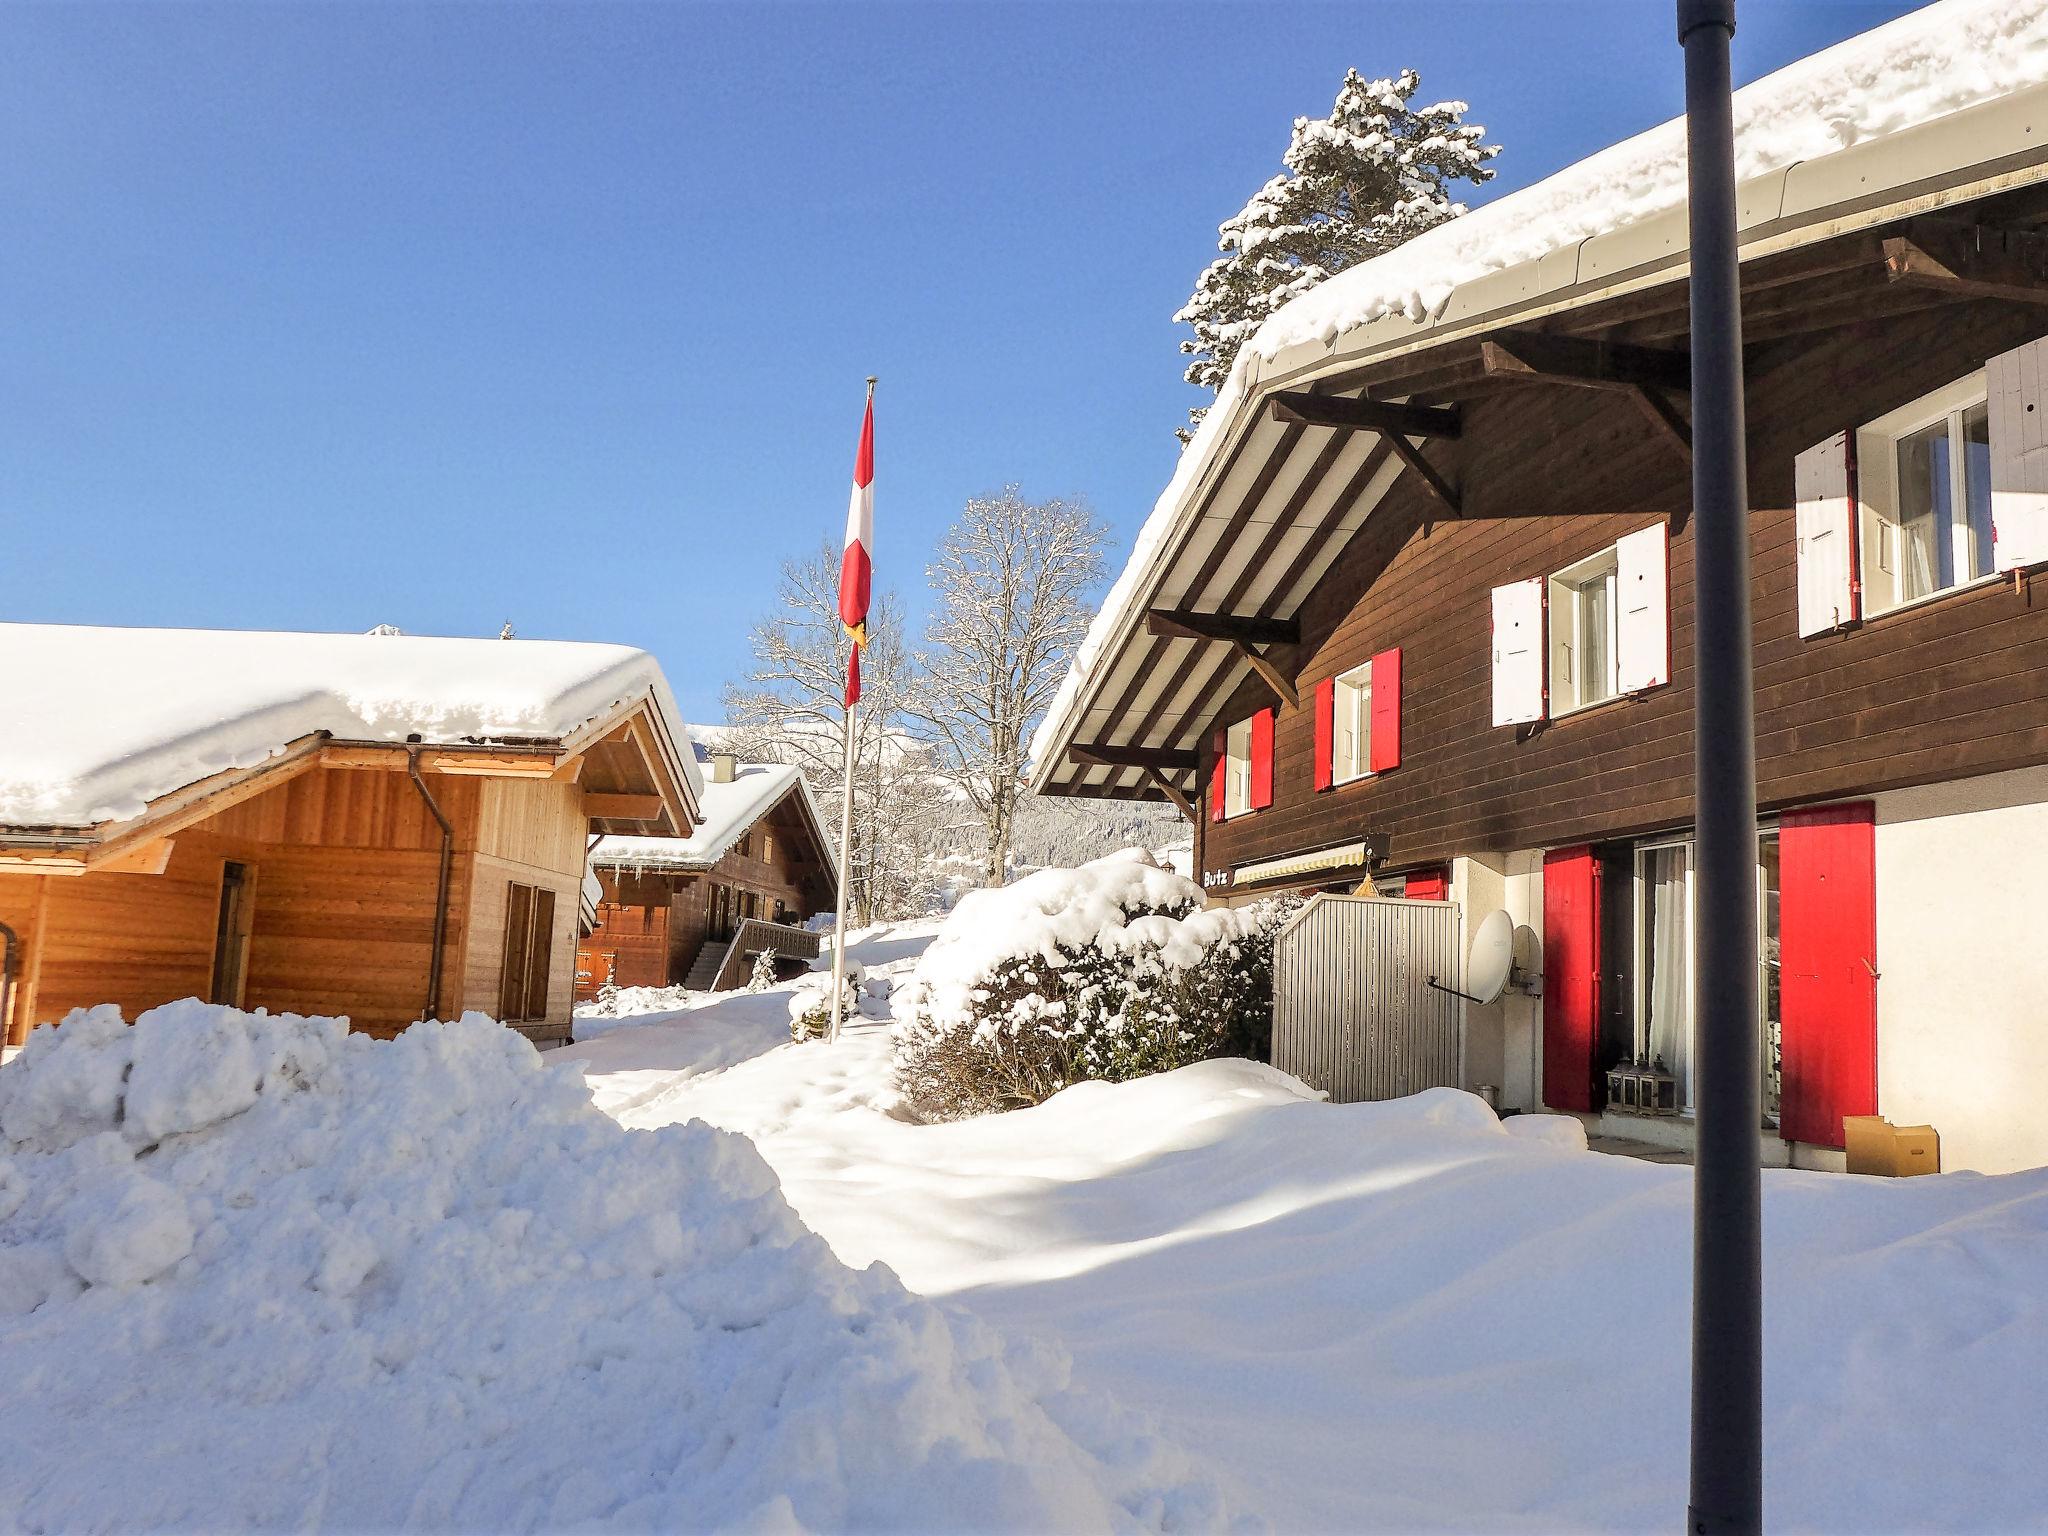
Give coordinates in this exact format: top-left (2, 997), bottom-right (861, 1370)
top-left (499, 882), bottom-right (557, 1023)
top-left (1548, 547), bottom-right (1620, 715)
top-left (1223, 717), bottom-right (1254, 817)
top-left (1857, 373), bottom-right (1994, 616)
top-left (208, 861), bottom-right (256, 1008)
top-left (1332, 661), bottom-right (1373, 784)
top-left (1626, 831), bottom-right (1783, 1116)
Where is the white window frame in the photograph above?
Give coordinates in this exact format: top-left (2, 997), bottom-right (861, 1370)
top-left (1223, 717), bottom-right (1254, 819)
top-left (1856, 371), bottom-right (1997, 619)
top-left (1547, 546), bottom-right (1621, 717)
top-left (1332, 660), bottom-right (1373, 785)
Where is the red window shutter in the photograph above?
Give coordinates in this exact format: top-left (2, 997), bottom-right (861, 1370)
top-left (1542, 846), bottom-right (1601, 1112)
top-left (1208, 729), bottom-right (1226, 823)
top-left (1313, 678), bottom-right (1335, 792)
top-left (1248, 708), bottom-right (1274, 809)
top-left (1404, 867), bottom-right (1448, 901)
top-left (1369, 647), bottom-right (1402, 772)
top-left (1779, 802), bottom-right (1878, 1149)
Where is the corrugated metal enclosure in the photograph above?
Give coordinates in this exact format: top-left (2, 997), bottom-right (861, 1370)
top-left (1272, 895), bottom-right (1462, 1103)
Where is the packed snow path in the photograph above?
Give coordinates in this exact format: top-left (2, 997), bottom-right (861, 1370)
top-left (568, 924), bottom-right (2048, 1534)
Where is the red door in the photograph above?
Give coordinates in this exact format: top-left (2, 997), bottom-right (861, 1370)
top-left (1779, 803), bottom-right (1878, 1148)
top-left (1543, 846), bottom-right (1601, 1112)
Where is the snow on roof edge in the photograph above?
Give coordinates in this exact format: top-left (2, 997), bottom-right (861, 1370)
top-left (0, 622), bottom-right (703, 830)
top-left (1029, 0), bottom-right (2048, 784)
top-left (591, 761), bottom-right (835, 876)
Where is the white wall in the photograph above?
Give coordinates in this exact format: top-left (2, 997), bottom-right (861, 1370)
top-left (1874, 764), bottom-right (2048, 1175)
top-left (1451, 851), bottom-right (1545, 1113)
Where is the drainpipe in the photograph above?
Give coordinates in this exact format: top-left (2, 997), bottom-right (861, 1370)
top-left (1679, 3), bottom-right (1763, 1534)
top-left (407, 747), bottom-right (454, 1023)
top-left (0, 920), bottom-right (15, 1047)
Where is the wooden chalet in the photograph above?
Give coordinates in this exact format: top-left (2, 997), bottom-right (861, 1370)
top-left (0, 624), bottom-right (701, 1049)
top-left (1033, 29), bottom-right (2048, 1174)
top-left (578, 750), bottom-right (836, 996)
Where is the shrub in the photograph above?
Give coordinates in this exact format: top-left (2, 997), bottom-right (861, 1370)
top-left (894, 850), bottom-right (1296, 1120)
top-left (747, 949), bottom-right (779, 993)
top-left (789, 962), bottom-right (864, 1043)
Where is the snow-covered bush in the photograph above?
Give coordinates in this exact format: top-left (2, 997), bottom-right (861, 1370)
top-left (788, 961), bottom-right (864, 1042)
top-left (894, 850), bottom-right (1295, 1120)
top-left (746, 949), bottom-right (779, 993)
top-left (0, 999), bottom-right (1232, 1530)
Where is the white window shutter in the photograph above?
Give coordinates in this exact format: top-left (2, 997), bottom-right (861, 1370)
top-left (1988, 336), bottom-right (2048, 573)
top-left (1794, 431), bottom-right (1857, 637)
top-left (1615, 522), bottom-right (1671, 693)
top-left (1491, 578), bottom-right (1547, 727)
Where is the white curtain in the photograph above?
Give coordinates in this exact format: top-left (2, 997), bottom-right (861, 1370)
top-left (1643, 846), bottom-right (1691, 1105)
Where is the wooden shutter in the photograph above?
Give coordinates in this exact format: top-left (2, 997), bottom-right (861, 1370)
top-left (1368, 648), bottom-right (1402, 771)
top-left (1988, 336), bottom-right (2048, 572)
top-left (1541, 846), bottom-right (1600, 1112)
top-left (1248, 708), bottom-right (1274, 810)
top-left (1490, 579), bottom-right (1547, 727)
top-left (1779, 803), bottom-right (1878, 1149)
top-left (1795, 431), bottom-right (1858, 636)
top-left (1312, 678), bottom-right (1335, 792)
top-left (1208, 729), bottom-right (1226, 823)
top-left (500, 883), bottom-right (534, 1021)
top-left (1614, 523), bottom-right (1671, 693)
top-left (1404, 867), bottom-right (1448, 901)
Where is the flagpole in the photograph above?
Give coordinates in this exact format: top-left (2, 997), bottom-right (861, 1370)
top-left (828, 375), bottom-right (876, 1044)
top-left (828, 676), bottom-right (858, 1043)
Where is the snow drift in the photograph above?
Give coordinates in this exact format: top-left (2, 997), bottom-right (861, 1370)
top-left (0, 1000), bottom-right (1233, 1533)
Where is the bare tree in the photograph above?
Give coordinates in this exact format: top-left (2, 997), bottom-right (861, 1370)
top-left (723, 542), bottom-right (950, 924)
top-left (910, 488), bottom-right (1107, 886)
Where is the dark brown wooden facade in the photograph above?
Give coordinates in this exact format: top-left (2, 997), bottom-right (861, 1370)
top-left (1195, 293), bottom-right (2048, 892)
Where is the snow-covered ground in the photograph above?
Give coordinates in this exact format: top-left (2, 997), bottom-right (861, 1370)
top-left (569, 923), bottom-right (2048, 1534)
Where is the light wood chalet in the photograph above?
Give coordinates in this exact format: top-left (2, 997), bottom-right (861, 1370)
top-left (0, 624), bottom-right (702, 1049)
top-left (1030, 43), bottom-right (2048, 1173)
top-left (578, 752), bottom-right (836, 996)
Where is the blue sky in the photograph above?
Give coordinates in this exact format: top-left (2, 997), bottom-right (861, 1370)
top-left (3, 1), bottom-right (1920, 720)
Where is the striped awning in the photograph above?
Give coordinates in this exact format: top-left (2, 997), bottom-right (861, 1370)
top-left (1235, 841), bottom-right (1372, 888)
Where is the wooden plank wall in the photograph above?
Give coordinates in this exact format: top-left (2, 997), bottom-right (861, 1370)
top-left (1203, 299), bottom-right (2048, 885)
top-left (0, 764), bottom-right (595, 1042)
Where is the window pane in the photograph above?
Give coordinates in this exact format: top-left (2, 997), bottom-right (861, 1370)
top-left (1896, 418), bottom-right (1954, 597)
top-left (1579, 576), bottom-right (1612, 706)
top-left (1639, 845), bottom-right (1691, 1106)
top-left (500, 883), bottom-right (533, 1021)
top-left (526, 889), bottom-right (556, 1022)
top-left (1962, 401), bottom-right (1994, 581)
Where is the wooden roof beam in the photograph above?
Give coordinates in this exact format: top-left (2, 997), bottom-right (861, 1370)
top-left (1142, 766), bottom-right (1198, 826)
top-left (1381, 433), bottom-right (1461, 521)
top-left (1885, 224), bottom-right (2048, 306)
top-left (1479, 331), bottom-right (1691, 393)
top-left (1145, 609), bottom-right (1300, 646)
top-left (1068, 743), bottom-right (1201, 772)
top-left (1268, 391), bottom-right (1462, 439)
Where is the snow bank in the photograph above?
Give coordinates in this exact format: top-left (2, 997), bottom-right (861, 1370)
top-left (903, 850), bottom-right (1257, 1037)
top-left (0, 1000), bottom-right (1234, 1532)
top-left (1031, 0), bottom-right (2048, 777)
top-left (0, 622), bottom-right (699, 827)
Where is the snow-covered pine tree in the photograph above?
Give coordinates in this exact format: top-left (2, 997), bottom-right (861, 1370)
top-left (1174, 68), bottom-right (1499, 440)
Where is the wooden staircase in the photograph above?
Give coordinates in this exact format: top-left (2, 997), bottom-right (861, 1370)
top-left (685, 919), bottom-right (824, 992)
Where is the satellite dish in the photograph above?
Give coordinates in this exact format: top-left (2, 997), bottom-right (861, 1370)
top-left (1466, 908), bottom-right (1515, 1005)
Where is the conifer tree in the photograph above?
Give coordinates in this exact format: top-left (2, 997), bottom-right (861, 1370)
top-left (1175, 68), bottom-right (1499, 439)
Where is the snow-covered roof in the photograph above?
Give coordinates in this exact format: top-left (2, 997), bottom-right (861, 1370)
top-left (0, 622), bottom-right (702, 829)
top-left (593, 760), bottom-right (834, 875)
top-left (1032, 0), bottom-right (2048, 793)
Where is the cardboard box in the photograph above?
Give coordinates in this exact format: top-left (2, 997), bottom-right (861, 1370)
top-left (1844, 1115), bottom-right (1941, 1177)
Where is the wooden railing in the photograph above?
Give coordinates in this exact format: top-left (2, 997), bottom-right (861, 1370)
top-left (709, 918), bottom-right (823, 991)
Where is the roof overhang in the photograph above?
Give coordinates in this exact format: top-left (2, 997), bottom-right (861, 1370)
top-left (0, 689), bottom-right (703, 875)
top-left (1031, 82), bottom-right (2048, 803)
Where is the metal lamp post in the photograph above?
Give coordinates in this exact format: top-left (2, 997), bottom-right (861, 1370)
top-left (1678, 2), bottom-right (1763, 1533)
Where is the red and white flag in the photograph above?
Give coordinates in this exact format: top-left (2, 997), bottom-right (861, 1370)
top-left (839, 385), bottom-right (874, 706)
